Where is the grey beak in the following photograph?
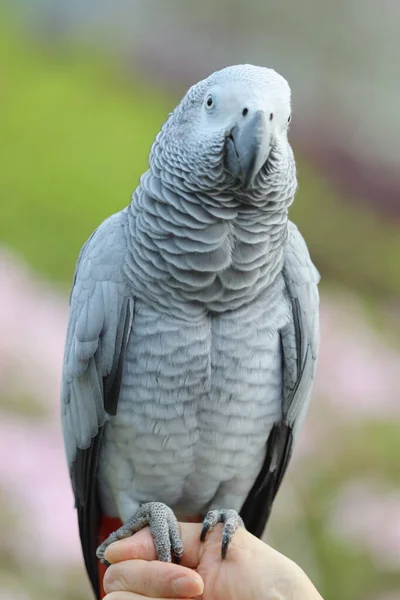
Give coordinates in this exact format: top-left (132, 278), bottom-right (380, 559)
top-left (224, 110), bottom-right (271, 189)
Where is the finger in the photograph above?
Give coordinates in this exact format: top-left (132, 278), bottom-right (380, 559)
top-left (103, 559), bottom-right (204, 598)
top-left (105, 523), bottom-right (205, 568)
top-left (105, 522), bottom-right (250, 568)
top-left (105, 521), bottom-right (253, 569)
top-left (104, 592), bottom-right (196, 600)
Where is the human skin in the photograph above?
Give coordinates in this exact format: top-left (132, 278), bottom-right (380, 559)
top-left (102, 522), bottom-right (323, 600)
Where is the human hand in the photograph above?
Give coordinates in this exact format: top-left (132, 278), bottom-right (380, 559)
top-left (102, 522), bottom-right (323, 600)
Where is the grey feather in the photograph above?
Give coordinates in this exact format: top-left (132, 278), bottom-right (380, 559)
top-left (62, 212), bottom-right (131, 464)
top-left (281, 221), bottom-right (320, 430)
top-left (239, 221), bottom-right (319, 535)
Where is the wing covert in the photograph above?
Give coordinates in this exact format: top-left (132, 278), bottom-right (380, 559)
top-left (61, 212), bottom-right (133, 597)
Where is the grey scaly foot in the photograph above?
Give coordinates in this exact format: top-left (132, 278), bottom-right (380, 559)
top-left (200, 508), bottom-right (244, 559)
top-left (96, 502), bottom-right (183, 565)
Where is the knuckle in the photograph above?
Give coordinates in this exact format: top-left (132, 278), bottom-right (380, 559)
top-left (103, 564), bottom-right (127, 593)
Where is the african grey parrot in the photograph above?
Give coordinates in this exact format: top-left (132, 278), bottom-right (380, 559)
top-left (61, 64), bottom-right (320, 598)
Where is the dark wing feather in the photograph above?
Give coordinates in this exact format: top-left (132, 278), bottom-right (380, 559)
top-left (240, 422), bottom-right (293, 537)
top-left (61, 212), bottom-right (133, 598)
top-left (73, 426), bottom-right (104, 599)
top-left (240, 222), bottom-right (320, 536)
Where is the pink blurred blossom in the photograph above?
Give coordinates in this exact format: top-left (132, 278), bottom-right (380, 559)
top-left (314, 294), bottom-right (400, 419)
top-left (329, 479), bottom-right (400, 569)
top-left (0, 249), bottom-right (80, 566)
top-left (0, 249), bottom-right (68, 418)
top-left (0, 415), bottom-right (81, 566)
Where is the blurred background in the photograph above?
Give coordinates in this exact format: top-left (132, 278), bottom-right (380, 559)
top-left (1, 2), bottom-right (399, 599)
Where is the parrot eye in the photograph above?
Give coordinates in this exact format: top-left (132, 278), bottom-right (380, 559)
top-left (269, 113), bottom-right (274, 121)
top-left (288, 114), bottom-right (292, 124)
top-left (205, 95), bottom-right (214, 110)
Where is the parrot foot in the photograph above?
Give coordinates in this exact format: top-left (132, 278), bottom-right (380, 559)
top-left (200, 508), bottom-right (244, 558)
top-left (96, 502), bottom-right (183, 565)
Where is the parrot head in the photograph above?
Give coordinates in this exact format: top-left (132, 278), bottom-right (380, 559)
top-left (152, 64), bottom-right (294, 197)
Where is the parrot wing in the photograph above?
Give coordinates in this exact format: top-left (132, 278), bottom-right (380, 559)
top-left (240, 221), bottom-right (320, 536)
top-left (61, 211), bottom-right (133, 598)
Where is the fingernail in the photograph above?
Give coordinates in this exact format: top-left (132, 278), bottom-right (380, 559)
top-left (104, 542), bottom-right (118, 562)
top-left (172, 576), bottom-right (203, 597)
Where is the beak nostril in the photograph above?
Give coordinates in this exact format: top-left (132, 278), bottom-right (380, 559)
top-left (242, 107), bottom-right (248, 117)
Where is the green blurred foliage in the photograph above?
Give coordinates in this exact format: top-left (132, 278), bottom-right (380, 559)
top-left (1, 14), bottom-right (399, 302)
top-left (0, 21), bottom-right (172, 287)
top-left (291, 162), bottom-right (400, 301)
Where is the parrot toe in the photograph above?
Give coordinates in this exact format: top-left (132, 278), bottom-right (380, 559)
top-left (96, 502), bottom-right (183, 565)
top-left (200, 508), bottom-right (244, 558)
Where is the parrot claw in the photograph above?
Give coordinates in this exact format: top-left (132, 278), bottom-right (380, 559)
top-left (96, 502), bottom-right (183, 564)
top-left (200, 508), bottom-right (244, 558)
